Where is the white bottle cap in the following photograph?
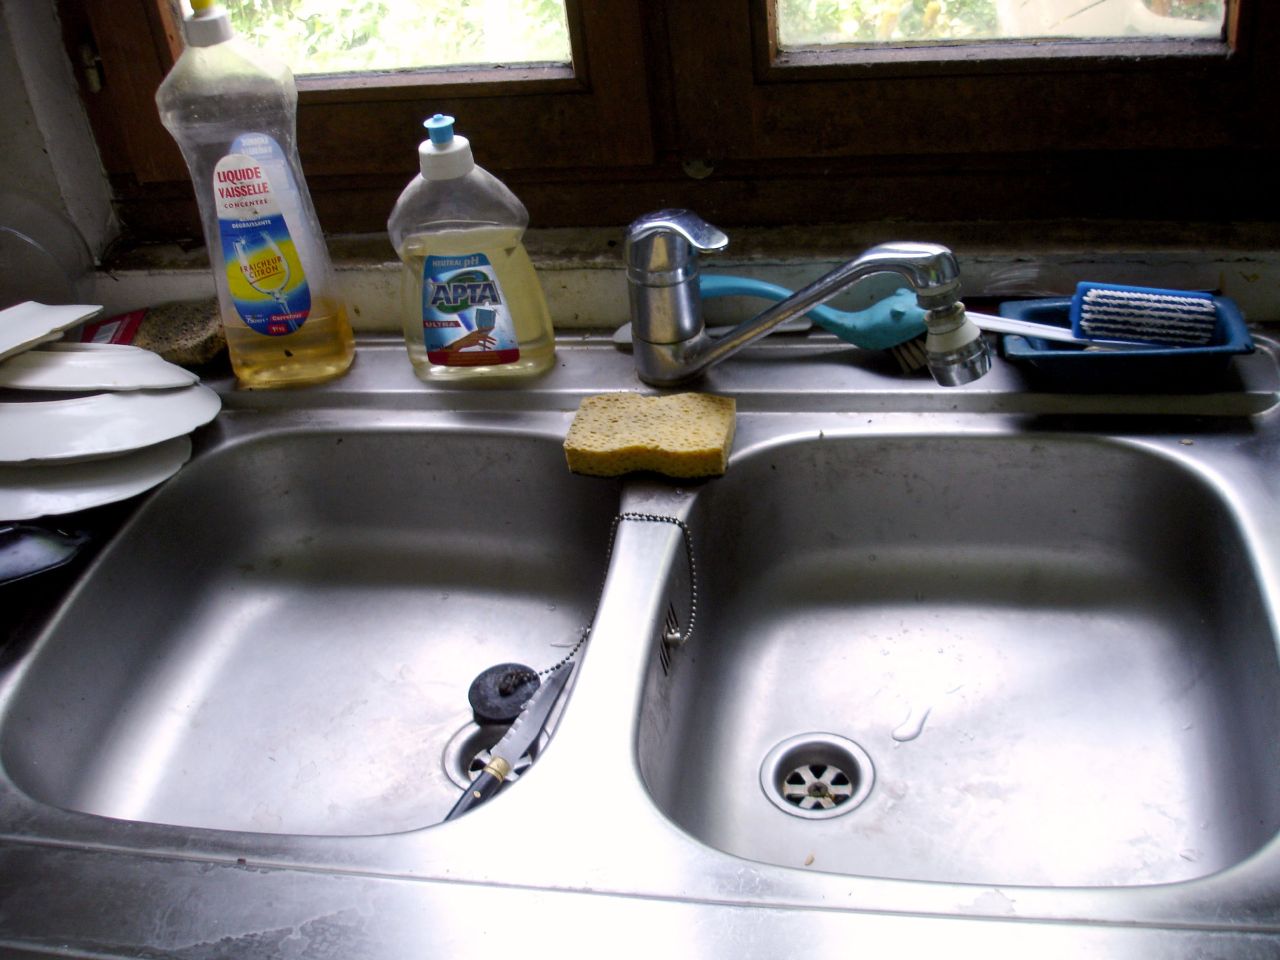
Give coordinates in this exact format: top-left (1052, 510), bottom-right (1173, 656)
top-left (418, 115), bottom-right (475, 181)
top-left (184, 1), bottom-right (234, 47)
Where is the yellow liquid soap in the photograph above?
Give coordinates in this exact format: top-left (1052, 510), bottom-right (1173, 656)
top-left (398, 225), bottom-right (554, 382)
top-left (157, 17), bottom-right (357, 391)
top-left (223, 295), bottom-right (355, 387)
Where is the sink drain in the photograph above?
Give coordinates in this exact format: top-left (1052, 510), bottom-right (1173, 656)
top-left (760, 733), bottom-right (874, 819)
top-left (442, 721), bottom-right (548, 790)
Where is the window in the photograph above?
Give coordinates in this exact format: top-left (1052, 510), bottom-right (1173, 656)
top-left (59, 0), bottom-right (1278, 241)
top-left (60, 0), bottom-right (653, 237)
top-left (776, 0), bottom-right (1226, 45)
top-left (667, 0), bottom-right (1274, 227)
top-left (224, 0), bottom-right (574, 74)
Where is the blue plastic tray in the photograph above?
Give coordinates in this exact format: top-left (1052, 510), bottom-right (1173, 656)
top-left (998, 295), bottom-right (1254, 391)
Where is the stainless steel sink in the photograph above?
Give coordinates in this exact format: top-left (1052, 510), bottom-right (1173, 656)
top-left (4, 335), bottom-right (1280, 957)
top-left (0, 423), bottom-right (619, 835)
top-left (638, 432), bottom-right (1280, 887)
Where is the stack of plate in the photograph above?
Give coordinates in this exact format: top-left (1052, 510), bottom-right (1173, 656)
top-left (0, 302), bottom-right (222, 523)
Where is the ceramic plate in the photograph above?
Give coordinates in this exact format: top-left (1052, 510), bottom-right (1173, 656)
top-left (0, 342), bottom-right (198, 391)
top-left (0, 384), bottom-right (220, 463)
top-left (0, 436), bottom-right (192, 520)
top-left (0, 302), bottom-right (102, 362)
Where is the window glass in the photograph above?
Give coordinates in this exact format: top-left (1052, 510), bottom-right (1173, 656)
top-left (223, 0), bottom-right (572, 75)
top-left (776, 0), bottom-right (1226, 47)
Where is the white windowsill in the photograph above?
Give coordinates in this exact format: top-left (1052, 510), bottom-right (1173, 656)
top-left (85, 225), bottom-right (1280, 330)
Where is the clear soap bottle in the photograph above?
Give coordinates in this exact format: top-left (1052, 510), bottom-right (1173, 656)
top-left (387, 115), bottom-right (555, 381)
top-left (156, 0), bottom-right (354, 388)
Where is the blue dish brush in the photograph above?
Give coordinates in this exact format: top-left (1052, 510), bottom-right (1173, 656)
top-left (611, 275), bottom-right (926, 355)
top-left (698, 274), bottom-right (925, 350)
top-left (1072, 282), bottom-right (1218, 346)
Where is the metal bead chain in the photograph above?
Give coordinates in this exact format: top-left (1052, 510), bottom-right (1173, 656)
top-left (614, 512), bottom-right (698, 646)
top-left (537, 511), bottom-right (698, 677)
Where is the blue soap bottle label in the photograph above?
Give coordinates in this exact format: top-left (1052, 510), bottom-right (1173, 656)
top-left (420, 253), bottom-right (520, 365)
top-left (213, 133), bottom-right (311, 336)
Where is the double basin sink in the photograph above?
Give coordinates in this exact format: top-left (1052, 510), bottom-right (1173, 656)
top-left (2, 336), bottom-right (1280, 955)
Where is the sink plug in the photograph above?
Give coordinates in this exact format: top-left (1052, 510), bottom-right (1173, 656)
top-left (467, 662), bottom-right (540, 724)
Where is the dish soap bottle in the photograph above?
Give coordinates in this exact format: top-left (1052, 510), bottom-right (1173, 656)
top-left (155, 0), bottom-right (354, 388)
top-left (387, 115), bottom-right (555, 381)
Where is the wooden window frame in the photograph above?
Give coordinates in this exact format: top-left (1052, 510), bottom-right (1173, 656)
top-left (59, 0), bottom-right (656, 237)
top-left (653, 0), bottom-right (1278, 227)
top-left (59, 0), bottom-right (1280, 240)
top-left (673, 0), bottom-right (1268, 160)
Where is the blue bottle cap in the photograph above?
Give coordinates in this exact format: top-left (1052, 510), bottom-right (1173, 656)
top-left (424, 114), bottom-right (455, 146)
top-left (418, 114), bottom-right (473, 179)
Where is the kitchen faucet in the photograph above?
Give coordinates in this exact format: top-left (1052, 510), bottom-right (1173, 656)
top-left (623, 209), bottom-right (991, 387)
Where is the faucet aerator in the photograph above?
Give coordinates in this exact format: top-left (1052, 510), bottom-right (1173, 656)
top-left (924, 303), bottom-right (991, 387)
top-left (927, 335), bottom-right (992, 387)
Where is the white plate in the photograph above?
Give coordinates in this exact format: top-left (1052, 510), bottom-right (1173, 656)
top-left (0, 302), bottom-right (102, 362)
top-left (0, 342), bottom-right (198, 391)
top-left (0, 384), bottom-right (221, 463)
top-left (0, 436), bottom-right (192, 520)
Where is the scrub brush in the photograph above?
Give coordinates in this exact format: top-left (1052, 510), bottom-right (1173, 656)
top-left (1072, 282), bottom-right (1217, 345)
top-left (887, 282), bottom-right (1224, 372)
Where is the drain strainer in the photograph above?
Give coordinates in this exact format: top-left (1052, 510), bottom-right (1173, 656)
top-left (442, 721), bottom-right (549, 790)
top-left (760, 733), bottom-right (874, 820)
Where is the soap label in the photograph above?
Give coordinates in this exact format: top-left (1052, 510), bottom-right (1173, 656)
top-left (420, 254), bottom-right (519, 365)
top-left (213, 133), bottom-right (311, 336)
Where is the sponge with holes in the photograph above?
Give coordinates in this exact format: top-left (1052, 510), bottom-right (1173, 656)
top-left (563, 392), bottom-right (736, 478)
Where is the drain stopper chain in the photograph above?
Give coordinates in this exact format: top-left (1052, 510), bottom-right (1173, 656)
top-left (610, 513), bottom-right (697, 646)
top-left (533, 512), bottom-right (698, 678)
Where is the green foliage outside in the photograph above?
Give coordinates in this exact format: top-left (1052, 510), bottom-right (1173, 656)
top-left (222, 0), bottom-right (571, 74)
top-left (778, 0), bottom-right (1225, 46)
top-left (220, 1), bottom-right (1227, 76)
top-left (779, 0), bottom-right (994, 44)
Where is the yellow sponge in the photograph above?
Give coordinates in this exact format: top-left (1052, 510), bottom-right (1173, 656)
top-left (564, 392), bottom-right (736, 478)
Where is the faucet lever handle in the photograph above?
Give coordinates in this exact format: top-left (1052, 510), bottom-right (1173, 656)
top-left (625, 209), bottom-right (729, 279)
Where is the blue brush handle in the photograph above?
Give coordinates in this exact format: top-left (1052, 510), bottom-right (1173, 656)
top-left (699, 274), bottom-right (926, 350)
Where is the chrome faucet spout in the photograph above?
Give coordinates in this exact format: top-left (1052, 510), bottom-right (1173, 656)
top-left (623, 209), bottom-right (990, 387)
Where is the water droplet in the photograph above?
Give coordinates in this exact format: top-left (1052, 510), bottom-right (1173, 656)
top-left (547, 603), bottom-right (558, 611)
top-left (892, 705), bottom-right (932, 742)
